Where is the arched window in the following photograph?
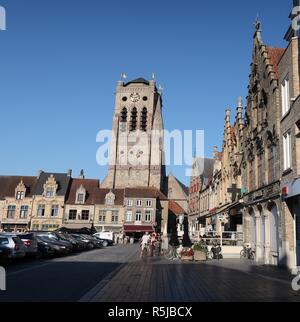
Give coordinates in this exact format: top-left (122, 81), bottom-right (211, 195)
top-left (130, 107), bottom-right (137, 132)
top-left (120, 107), bottom-right (127, 131)
top-left (140, 107), bottom-right (147, 131)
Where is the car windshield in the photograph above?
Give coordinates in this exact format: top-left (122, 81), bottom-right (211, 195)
top-left (12, 237), bottom-right (23, 245)
top-left (46, 234), bottom-right (59, 241)
top-left (18, 234), bottom-right (34, 240)
top-left (0, 237), bottom-right (9, 245)
top-left (37, 236), bottom-right (53, 243)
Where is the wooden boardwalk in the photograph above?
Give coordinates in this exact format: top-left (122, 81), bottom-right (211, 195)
top-left (90, 246), bottom-right (300, 302)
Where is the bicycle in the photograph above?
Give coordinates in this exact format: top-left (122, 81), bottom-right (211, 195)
top-left (141, 243), bottom-right (150, 258)
top-left (164, 245), bottom-right (181, 261)
top-left (240, 245), bottom-right (255, 260)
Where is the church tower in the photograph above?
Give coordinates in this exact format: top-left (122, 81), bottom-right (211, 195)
top-left (102, 77), bottom-right (166, 190)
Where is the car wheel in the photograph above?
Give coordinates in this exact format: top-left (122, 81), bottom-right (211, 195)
top-left (102, 241), bottom-right (108, 247)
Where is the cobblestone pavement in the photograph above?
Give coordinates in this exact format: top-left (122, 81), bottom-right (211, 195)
top-left (88, 245), bottom-right (300, 302)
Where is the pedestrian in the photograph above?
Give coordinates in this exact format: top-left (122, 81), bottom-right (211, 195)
top-left (150, 232), bottom-right (157, 257)
top-left (140, 232), bottom-right (150, 258)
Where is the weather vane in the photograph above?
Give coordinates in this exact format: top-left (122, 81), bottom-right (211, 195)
top-left (254, 14), bottom-right (261, 31)
top-left (158, 84), bottom-right (164, 94)
top-left (120, 73), bottom-right (127, 82)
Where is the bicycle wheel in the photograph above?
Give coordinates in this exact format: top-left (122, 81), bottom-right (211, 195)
top-left (249, 251), bottom-right (255, 261)
top-left (240, 249), bottom-right (247, 259)
top-left (208, 251), bottom-right (214, 260)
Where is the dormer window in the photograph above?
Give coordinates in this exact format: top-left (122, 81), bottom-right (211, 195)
top-left (43, 175), bottom-right (58, 198)
top-left (16, 191), bottom-right (25, 200)
top-left (105, 191), bottom-right (116, 206)
top-left (15, 180), bottom-right (27, 200)
top-left (77, 193), bottom-right (84, 203)
top-left (76, 185), bottom-right (86, 204)
top-left (46, 188), bottom-right (54, 198)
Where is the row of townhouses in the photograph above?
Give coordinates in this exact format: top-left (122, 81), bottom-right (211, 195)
top-left (188, 5), bottom-right (300, 272)
top-left (0, 169), bottom-right (186, 238)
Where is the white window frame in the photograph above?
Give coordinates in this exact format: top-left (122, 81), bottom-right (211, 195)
top-left (146, 200), bottom-right (152, 207)
top-left (16, 191), bottom-right (24, 200)
top-left (51, 205), bottom-right (59, 217)
top-left (281, 75), bottom-right (290, 117)
top-left (283, 131), bottom-right (292, 171)
top-left (37, 204), bottom-right (45, 217)
top-left (111, 211), bottom-right (119, 223)
top-left (136, 200), bottom-right (142, 207)
top-left (145, 211), bottom-right (152, 223)
top-left (126, 211), bottom-right (133, 222)
top-left (77, 193), bottom-right (85, 203)
top-left (126, 199), bottom-right (133, 207)
top-left (135, 211), bottom-right (142, 222)
top-left (99, 210), bottom-right (106, 223)
top-left (20, 205), bottom-right (28, 219)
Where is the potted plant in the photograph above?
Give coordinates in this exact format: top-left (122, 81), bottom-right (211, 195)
top-left (193, 242), bottom-right (208, 261)
top-left (180, 247), bottom-right (194, 261)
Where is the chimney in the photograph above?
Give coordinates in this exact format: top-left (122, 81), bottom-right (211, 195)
top-left (67, 169), bottom-right (72, 177)
top-left (79, 169), bottom-right (85, 179)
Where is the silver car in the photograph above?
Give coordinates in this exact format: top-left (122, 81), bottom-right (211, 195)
top-left (0, 233), bottom-right (26, 260)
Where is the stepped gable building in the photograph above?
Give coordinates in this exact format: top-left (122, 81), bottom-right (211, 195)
top-left (203, 102), bottom-right (243, 235)
top-left (188, 157), bottom-right (214, 236)
top-left (241, 20), bottom-right (285, 266)
top-left (279, 1), bottom-right (300, 271)
top-left (64, 170), bottom-right (100, 230)
top-left (30, 171), bottom-right (72, 231)
top-left (0, 175), bottom-right (37, 232)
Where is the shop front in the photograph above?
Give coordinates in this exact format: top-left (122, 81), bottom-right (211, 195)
top-left (123, 224), bottom-right (154, 240)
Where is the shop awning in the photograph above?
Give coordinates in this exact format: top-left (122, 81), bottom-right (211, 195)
top-left (124, 225), bottom-right (154, 233)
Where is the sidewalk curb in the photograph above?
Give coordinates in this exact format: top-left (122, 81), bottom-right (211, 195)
top-left (78, 249), bottom-right (138, 302)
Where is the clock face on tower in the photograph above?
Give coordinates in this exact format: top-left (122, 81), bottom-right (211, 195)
top-left (130, 93), bottom-right (140, 103)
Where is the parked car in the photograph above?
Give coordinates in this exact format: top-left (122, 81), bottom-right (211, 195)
top-left (29, 232), bottom-right (73, 255)
top-left (0, 243), bottom-right (11, 264)
top-left (54, 231), bottom-right (86, 252)
top-left (93, 235), bottom-right (113, 247)
top-left (94, 232), bottom-right (114, 243)
top-left (17, 233), bottom-right (38, 258)
top-left (36, 235), bottom-right (72, 255)
top-left (35, 236), bottom-right (56, 258)
top-left (71, 234), bottom-right (95, 250)
top-left (81, 234), bottom-right (103, 248)
top-left (0, 233), bottom-right (26, 261)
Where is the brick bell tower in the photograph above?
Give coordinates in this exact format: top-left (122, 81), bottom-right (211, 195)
top-left (102, 76), bottom-right (166, 190)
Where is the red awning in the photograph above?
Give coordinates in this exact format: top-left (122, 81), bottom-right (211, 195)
top-left (124, 225), bottom-right (154, 233)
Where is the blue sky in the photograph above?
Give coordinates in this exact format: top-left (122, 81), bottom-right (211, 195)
top-left (0, 0), bottom-right (291, 185)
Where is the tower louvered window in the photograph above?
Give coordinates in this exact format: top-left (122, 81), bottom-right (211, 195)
top-left (120, 107), bottom-right (127, 131)
top-left (130, 107), bottom-right (137, 131)
top-left (141, 107), bottom-right (147, 131)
